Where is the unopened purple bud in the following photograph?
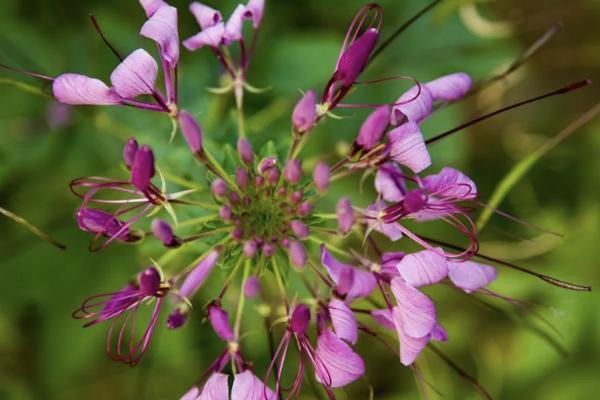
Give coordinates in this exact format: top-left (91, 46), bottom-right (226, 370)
top-left (258, 157), bottom-right (278, 174)
top-left (243, 276), bottom-right (261, 298)
top-left (267, 167), bottom-right (280, 185)
top-left (139, 267), bottom-right (161, 296)
top-left (284, 160), bottom-right (302, 185)
top-left (232, 229), bottom-right (244, 240)
top-left (179, 249), bottom-right (220, 298)
top-left (229, 191), bottom-right (240, 204)
top-left (152, 219), bottom-right (176, 247)
top-left (298, 201), bottom-right (313, 217)
top-left (219, 206), bottom-right (232, 222)
top-left (178, 111), bottom-right (203, 153)
top-left (290, 304), bottom-right (310, 334)
top-left (237, 138), bottom-right (254, 165)
top-left (208, 304), bottom-right (235, 342)
top-left (280, 237), bottom-right (290, 247)
top-left (131, 145), bottom-right (156, 192)
top-left (290, 191), bottom-right (303, 204)
top-left (255, 175), bottom-right (265, 188)
top-left (123, 137), bottom-right (139, 169)
top-left (289, 240), bottom-right (307, 268)
top-left (404, 189), bottom-right (428, 214)
top-left (243, 240), bottom-right (258, 258)
top-left (335, 28), bottom-right (379, 87)
top-left (167, 308), bottom-right (188, 329)
top-left (76, 208), bottom-right (129, 239)
top-left (355, 105), bottom-right (390, 150)
top-left (211, 178), bottom-right (228, 197)
top-left (336, 197), bottom-right (354, 234)
top-left (313, 162), bottom-right (330, 192)
top-left (290, 220), bottom-right (309, 239)
top-left (262, 243), bottom-right (275, 257)
top-left (292, 90), bottom-right (317, 134)
top-left (236, 167), bottom-right (250, 190)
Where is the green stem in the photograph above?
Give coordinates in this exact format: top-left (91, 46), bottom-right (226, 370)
top-left (233, 259), bottom-right (251, 338)
top-left (271, 257), bottom-right (289, 312)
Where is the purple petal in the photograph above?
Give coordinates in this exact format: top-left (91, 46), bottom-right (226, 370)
top-left (290, 304), bottom-right (311, 334)
top-left (388, 122), bottom-right (431, 173)
top-left (123, 137), bottom-right (139, 168)
top-left (190, 2), bottom-right (223, 30)
top-left (370, 308), bottom-right (395, 330)
top-left (314, 328), bottom-right (365, 388)
top-left (53, 74), bottom-right (120, 105)
top-left (390, 278), bottom-right (436, 338)
top-left (140, 5), bottom-right (180, 66)
top-left (288, 240), bottom-right (307, 268)
top-left (290, 220), bottom-right (309, 239)
top-left (431, 323), bottom-right (448, 342)
top-left (336, 197), bottom-right (354, 234)
top-left (334, 28), bottom-right (379, 87)
top-left (140, 0), bottom-right (166, 17)
top-left (245, 0), bottom-right (265, 28)
top-left (178, 111), bottom-right (203, 153)
top-left (292, 90), bottom-right (317, 133)
top-left (313, 161), bottom-right (330, 192)
top-left (110, 49), bottom-right (158, 99)
top-left (320, 246), bottom-right (376, 301)
top-left (283, 159), bottom-right (302, 185)
top-left (380, 252), bottom-right (404, 278)
top-left (396, 249), bottom-right (448, 288)
top-left (152, 218), bottom-right (175, 246)
top-left (329, 298), bottom-right (358, 345)
top-left (448, 260), bottom-right (497, 293)
top-left (179, 250), bottom-right (220, 298)
top-left (243, 276), bottom-right (261, 298)
top-left (224, 4), bottom-right (248, 44)
top-left (131, 145), bottom-right (156, 192)
top-left (237, 138), bottom-right (254, 165)
top-left (199, 373), bottom-right (229, 400)
top-left (426, 73), bottom-right (472, 102)
top-left (375, 162), bottom-right (406, 202)
top-left (355, 105), bottom-right (390, 150)
top-left (364, 203), bottom-right (404, 241)
top-left (232, 370), bottom-right (275, 400)
top-left (208, 304), bottom-right (235, 342)
top-left (180, 386), bottom-right (200, 400)
top-left (392, 307), bottom-right (430, 366)
top-left (391, 85), bottom-right (434, 125)
top-left (421, 167), bottom-right (477, 199)
top-left (76, 208), bottom-right (129, 239)
top-left (184, 22), bottom-right (225, 50)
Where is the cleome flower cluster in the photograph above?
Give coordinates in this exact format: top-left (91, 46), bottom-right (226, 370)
top-left (5, 0), bottom-right (592, 399)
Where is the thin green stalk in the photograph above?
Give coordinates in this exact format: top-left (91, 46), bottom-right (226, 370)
top-left (233, 259), bottom-right (251, 338)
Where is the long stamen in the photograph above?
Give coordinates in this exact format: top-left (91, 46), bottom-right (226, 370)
top-left (89, 14), bottom-right (124, 62)
top-left (0, 61), bottom-right (54, 81)
top-left (426, 79), bottom-right (592, 145)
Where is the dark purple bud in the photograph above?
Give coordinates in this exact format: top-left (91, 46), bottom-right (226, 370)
top-left (123, 137), bottom-right (139, 169)
top-left (313, 162), bottom-right (330, 192)
top-left (178, 111), bottom-right (203, 153)
top-left (335, 28), bottom-right (379, 87)
top-left (152, 218), bottom-right (176, 247)
top-left (290, 191), bottom-right (303, 204)
top-left (232, 228), bottom-right (244, 240)
top-left (255, 175), bottom-right (265, 188)
top-left (258, 157), bottom-right (278, 174)
top-left (404, 189), bottom-right (428, 214)
top-left (290, 220), bottom-right (309, 239)
top-left (243, 276), bottom-right (261, 298)
top-left (219, 206), bottom-right (232, 222)
top-left (355, 105), bottom-right (390, 150)
top-left (284, 159), bottom-right (302, 185)
top-left (262, 243), bottom-right (275, 257)
top-left (211, 178), bottom-right (228, 197)
top-left (336, 197), bottom-right (354, 234)
top-left (229, 191), bottom-right (240, 204)
top-left (267, 167), bottom-right (280, 185)
top-left (76, 208), bottom-right (129, 239)
top-left (236, 167), bottom-right (250, 190)
top-left (131, 145), bottom-right (156, 193)
top-left (237, 138), bottom-right (254, 165)
top-left (289, 240), bottom-right (307, 268)
top-left (243, 240), bottom-right (257, 258)
top-left (290, 304), bottom-right (310, 334)
top-left (280, 237), bottom-right (290, 248)
top-left (292, 90), bottom-right (317, 134)
top-left (139, 267), bottom-right (161, 296)
top-left (208, 304), bottom-right (235, 342)
top-left (298, 201), bottom-right (313, 217)
top-left (167, 308), bottom-right (188, 329)
top-left (179, 249), bottom-right (220, 298)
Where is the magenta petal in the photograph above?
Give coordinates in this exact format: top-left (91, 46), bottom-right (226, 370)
top-left (208, 305), bottom-right (235, 342)
top-left (426, 72), bottom-right (472, 102)
top-left (184, 22), bottom-right (225, 50)
top-left (131, 145), bottom-right (156, 192)
top-left (110, 49), bottom-right (158, 99)
top-left (140, 5), bottom-right (180, 66)
top-left (355, 105), bottom-right (391, 150)
top-left (392, 306), bottom-right (430, 366)
top-left (292, 90), bottom-right (317, 133)
top-left (448, 260), bottom-right (497, 293)
top-left (53, 74), bottom-right (120, 105)
top-left (320, 246), bottom-right (376, 301)
top-left (371, 308), bottom-right (395, 330)
top-left (391, 85), bottom-right (434, 125)
top-left (232, 370), bottom-right (276, 400)
top-left (246, 0), bottom-right (265, 28)
top-left (396, 249), bottom-right (448, 288)
top-left (375, 162), bottom-right (406, 202)
top-left (430, 323), bottom-right (448, 342)
top-left (329, 298), bottom-right (358, 345)
top-left (388, 122), bottom-right (431, 174)
top-left (313, 162), bottom-right (330, 192)
top-left (315, 328), bottom-right (365, 388)
top-left (140, 0), bottom-right (166, 17)
top-left (179, 250), bottom-right (220, 298)
top-left (224, 4), bottom-right (248, 44)
top-left (421, 167), bottom-right (477, 199)
top-left (190, 2), bottom-right (223, 30)
top-left (334, 28), bottom-right (379, 87)
top-left (365, 203), bottom-right (404, 241)
top-left (199, 373), bottom-right (229, 400)
top-left (336, 197), bottom-right (355, 234)
top-left (390, 278), bottom-right (436, 338)
top-left (288, 240), bottom-right (307, 268)
top-left (178, 111), bottom-right (203, 153)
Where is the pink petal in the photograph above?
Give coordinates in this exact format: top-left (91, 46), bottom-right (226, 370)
top-left (392, 307), bottom-right (430, 366)
top-left (314, 328), bottom-right (365, 388)
top-left (390, 278), bottom-right (436, 338)
top-left (190, 2), bottom-right (223, 30)
top-left (179, 250), bottom-right (220, 298)
top-left (375, 162), bottom-right (406, 202)
top-left (110, 49), bottom-right (158, 99)
top-left (180, 386), bottom-right (200, 400)
top-left (448, 260), bottom-right (497, 293)
top-left (53, 74), bottom-right (120, 105)
top-left (223, 4), bottom-right (248, 44)
top-left (320, 246), bottom-right (376, 301)
top-left (329, 298), bottom-right (358, 345)
top-left (365, 203), bottom-right (404, 241)
top-left (246, 0), bottom-right (265, 28)
top-left (431, 323), bottom-right (448, 342)
top-left (391, 85), bottom-right (433, 125)
top-left (140, 5), bottom-right (180, 66)
top-left (421, 167), bottom-right (477, 199)
top-left (199, 373), bottom-right (229, 400)
top-left (184, 22), bottom-right (225, 50)
top-left (388, 122), bottom-right (431, 174)
top-left (426, 72), bottom-right (472, 102)
top-left (140, 0), bottom-right (167, 17)
top-left (232, 370), bottom-right (276, 400)
top-left (371, 308), bottom-right (395, 330)
top-left (396, 249), bottom-right (448, 288)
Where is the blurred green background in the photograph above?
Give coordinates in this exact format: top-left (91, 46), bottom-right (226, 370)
top-left (1, 0), bottom-right (599, 399)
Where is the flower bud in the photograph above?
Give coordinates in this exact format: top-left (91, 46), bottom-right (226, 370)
top-left (131, 145), bottom-right (156, 193)
top-left (258, 157), bottom-right (277, 174)
top-left (243, 276), bottom-right (261, 298)
top-left (262, 243), bottom-right (275, 257)
top-left (237, 138), bottom-right (254, 165)
top-left (236, 167), bottom-right (250, 190)
top-left (243, 240), bottom-right (258, 258)
top-left (166, 308), bottom-right (188, 330)
top-left (335, 28), bottom-right (379, 87)
top-left (290, 220), bottom-right (309, 239)
top-left (313, 161), bottom-right (330, 192)
top-left (211, 178), bottom-right (228, 197)
top-left (292, 90), bottom-right (317, 134)
top-left (123, 137), bottom-right (139, 169)
top-left (290, 304), bottom-right (310, 334)
top-left (152, 218), bottom-right (178, 247)
top-left (355, 105), bottom-right (390, 150)
top-left (336, 197), bottom-right (354, 234)
top-left (179, 249), bottom-right (220, 298)
top-left (208, 304), bottom-right (235, 342)
top-left (139, 267), bottom-right (161, 296)
top-left (267, 167), bottom-right (280, 185)
top-left (178, 111), bottom-right (203, 154)
top-left (289, 240), bottom-right (307, 268)
top-left (298, 201), bottom-right (313, 217)
top-left (283, 159), bottom-right (302, 185)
